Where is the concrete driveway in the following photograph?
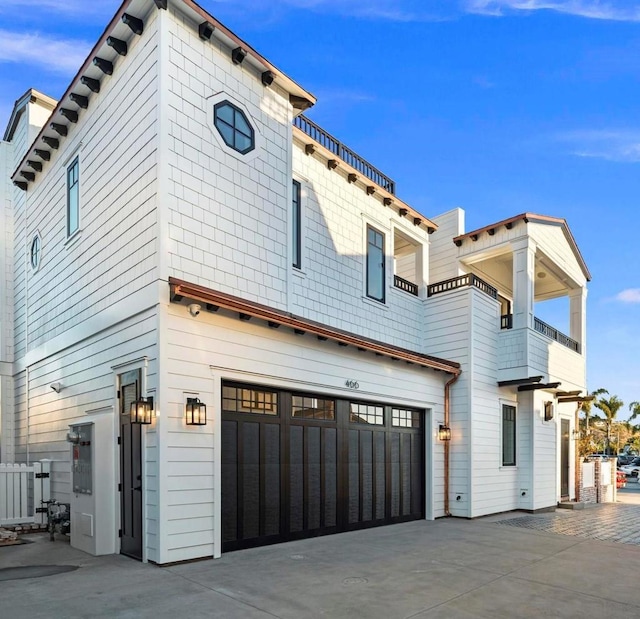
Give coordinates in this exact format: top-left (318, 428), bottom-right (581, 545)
top-left (2, 509), bottom-right (640, 619)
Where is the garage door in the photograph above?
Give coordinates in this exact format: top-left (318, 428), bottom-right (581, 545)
top-left (221, 382), bottom-right (425, 552)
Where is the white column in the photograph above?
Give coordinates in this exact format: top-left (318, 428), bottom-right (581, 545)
top-left (569, 287), bottom-right (587, 356)
top-left (512, 239), bottom-right (536, 330)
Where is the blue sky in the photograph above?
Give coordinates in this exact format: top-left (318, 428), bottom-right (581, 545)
top-left (0, 0), bottom-right (638, 417)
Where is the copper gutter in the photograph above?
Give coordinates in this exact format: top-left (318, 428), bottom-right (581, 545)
top-left (443, 373), bottom-right (460, 517)
top-left (169, 278), bottom-right (461, 375)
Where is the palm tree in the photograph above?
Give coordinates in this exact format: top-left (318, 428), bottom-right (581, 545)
top-left (592, 390), bottom-right (624, 454)
top-left (630, 401), bottom-right (640, 423)
top-left (580, 388), bottom-right (607, 434)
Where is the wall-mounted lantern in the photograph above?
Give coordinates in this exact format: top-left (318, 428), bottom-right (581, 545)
top-left (544, 401), bottom-right (554, 421)
top-left (130, 397), bottom-right (154, 424)
top-left (186, 397), bottom-right (207, 426)
top-left (438, 424), bottom-right (451, 441)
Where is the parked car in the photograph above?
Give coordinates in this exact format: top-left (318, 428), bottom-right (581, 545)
top-left (617, 470), bottom-right (627, 489)
top-left (617, 454), bottom-right (634, 466)
top-left (619, 457), bottom-right (640, 477)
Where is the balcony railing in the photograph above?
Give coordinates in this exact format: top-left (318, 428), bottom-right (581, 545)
top-left (394, 274), bottom-right (419, 296)
top-left (500, 314), bottom-right (513, 329)
top-left (501, 314), bottom-right (580, 352)
top-left (534, 317), bottom-right (580, 353)
top-left (293, 115), bottom-right (396, 194)
top-left (427, 274), bottom-right (498, 300)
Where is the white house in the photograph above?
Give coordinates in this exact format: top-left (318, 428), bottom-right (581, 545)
top-left (0, 0), bottom-right (589, 564)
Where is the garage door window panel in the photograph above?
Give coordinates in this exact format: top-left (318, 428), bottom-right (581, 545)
top-left (223, 385), bottom-right (278, 415)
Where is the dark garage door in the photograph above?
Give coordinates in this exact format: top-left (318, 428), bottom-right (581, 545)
top-left (221, 382), bottom-right (425, 552)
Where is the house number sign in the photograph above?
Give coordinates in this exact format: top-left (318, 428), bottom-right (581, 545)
top-left (345, 380), bottom-right (360, 389)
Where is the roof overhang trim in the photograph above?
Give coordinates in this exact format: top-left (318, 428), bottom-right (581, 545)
top-left (11, 0), bottom-right (315, 182)
top-left (169, 278), bottom-right (460, 375)
top-left (452, 212), bottom-right (591, 282)
top-left (292, 127), bottom-right (437, 232)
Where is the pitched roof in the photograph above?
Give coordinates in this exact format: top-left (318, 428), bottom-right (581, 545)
top-left (453, 212), bottom-right (591, 282)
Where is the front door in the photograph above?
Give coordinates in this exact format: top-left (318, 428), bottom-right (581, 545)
top-left (561, 418), bottom-right (570, 499)
top-left (119, 370), bottom-right (143, 560)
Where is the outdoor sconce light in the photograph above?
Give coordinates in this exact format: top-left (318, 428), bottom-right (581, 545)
top-left (438, 424), bottom-right (451, 441)
top-left (544, 401), bottom-right (554, 421)
top-left (130, 397), bottom-right (154, 424)
top-left (572, 428), bottom-right (581, 440)
top-left (186, 398), bottom-right (207, 426)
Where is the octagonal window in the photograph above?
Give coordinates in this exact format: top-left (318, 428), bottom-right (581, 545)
top-left (214, 101), bottom-right (255, 154)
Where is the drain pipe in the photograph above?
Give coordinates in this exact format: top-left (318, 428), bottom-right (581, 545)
top-left (444, 372), bottom-right (460, 517)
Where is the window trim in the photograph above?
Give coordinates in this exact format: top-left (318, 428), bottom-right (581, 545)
top-left (66, 156), bottom-right (80, 238)
top-left (213, 100), bottom-right (255, 155)
top-left (29, 232), bottom-right (42, 272)
top-left (502, 403), bottom-right (517, 467)
top-left (292, 179), bottom-right (302, 269)
top-left (366, 224), bottom-right (386, 303)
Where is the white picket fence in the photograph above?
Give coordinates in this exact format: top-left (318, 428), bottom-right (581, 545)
top-left (0, 461), bottom-right (51, 526)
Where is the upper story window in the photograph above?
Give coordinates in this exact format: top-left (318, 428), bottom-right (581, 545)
top-left (214, 101), bottom-right (255, 154)
top-left (502, 404), bottom-right (516, 466)
top-left (366, 225), bottom-right (385, 303)
top-left (30, 233), bottom-right (41, 271)
top-left (67, 157), bottom-right (80, 237)
top-left (292, 180), bottom-right (301, 269)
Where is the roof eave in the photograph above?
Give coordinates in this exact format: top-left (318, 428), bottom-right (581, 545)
top-left (453, 212), bottom-right (591, 283)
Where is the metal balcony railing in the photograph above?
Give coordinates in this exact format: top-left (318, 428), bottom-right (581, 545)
top-left (533, 317), bottom-right (580, 353)
top-left (394, 274), bottom-right (419, 296)
top-left (427, 274), bottom-right (498, 300)
top-left (293, 115), bottom-right (396, 194)
top-left (501, 314), bottom-right (580, 352)
top-left (500, 314), bottom-right (513, 329)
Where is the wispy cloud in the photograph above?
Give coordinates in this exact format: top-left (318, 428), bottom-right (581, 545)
top-left (0, 29), bottom-right (91, 75)
top-left (0, 0), bottom-right (116, 18)
top-left (616, 289), bottom-right (640, 303)
top-left (210, 0), bottom-right (455, 22)
top-left (465, 0), bottom-right (640, 21)
top-left (554, 129), bottom-right (640, 162)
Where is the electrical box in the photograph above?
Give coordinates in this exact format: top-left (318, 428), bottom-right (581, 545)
top-left (71, 423), bottom-right (93, 494)
top-left (68, 412), bottom-right (116, 557)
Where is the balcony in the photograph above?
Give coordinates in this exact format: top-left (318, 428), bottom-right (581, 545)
top-left (293, 115), bottom-right (396, 194)
top-left (500, 314), bottom-right (580, 353)
top-left (427, 271), bottom-right (585, 388)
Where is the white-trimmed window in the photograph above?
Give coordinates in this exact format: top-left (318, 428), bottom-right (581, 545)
top-left (366, 224), bottom-right (385, 303)
top-left (502, 404), bottom-right (516, 466)
top-left (292, 179), bottom-right (302, 269)
top-left (67, 157), bottom-right (80, 237)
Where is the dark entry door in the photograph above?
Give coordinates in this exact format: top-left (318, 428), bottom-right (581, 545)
top-left (221, 382), bottom-right (424, 552)
top-left (561, 418), bottom-right (570, 498)
top-left (119, 370), bottom-right (143, 560)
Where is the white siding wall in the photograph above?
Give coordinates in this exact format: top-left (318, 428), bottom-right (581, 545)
top-left (428, 208), bottom-right (465, 284)
top-left (165, 6), bottom-right (291, 310)
top-left (23, 11), bottom-right (160, 351)
top-left (291, 143), bottom-right (430, 350)
top-left (530, 389), bottom-right (557, 509)
top-left (1, 140), bottom-right (14, 461)
top-left (498, 327), bottom-right (585, 390)
top-left (0, 141), bottom-right (13, 363)
top-left (530, 330), bottom-right (584, 390)
top-left (162, 303), bottom-right (445, 563)
top-left (11, 113), bottom-right (28, 361)
top-left (424, 288), bottom-right (471, 517)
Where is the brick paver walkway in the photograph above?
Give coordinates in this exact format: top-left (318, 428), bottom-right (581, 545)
top-left (496, 503), bottom-right (640, 545)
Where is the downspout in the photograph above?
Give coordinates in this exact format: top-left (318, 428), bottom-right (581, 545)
top-left (444, 371), bottom-right (460, 516)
